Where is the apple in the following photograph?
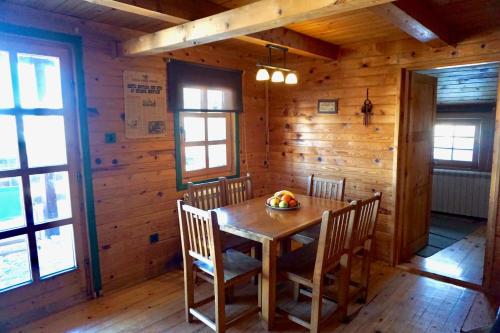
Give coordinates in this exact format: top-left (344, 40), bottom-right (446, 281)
top-left (270, 198), bottom-right (280, 207)
top-left (279, 200), bottom-right (288, 208)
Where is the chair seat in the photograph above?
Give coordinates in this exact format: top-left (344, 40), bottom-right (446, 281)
top-left (194, 249), bottom-right (261, 285)
top-left (290, 224), bottom-right (320, 245)
top-left (278, 242), bottom-right (318, 285)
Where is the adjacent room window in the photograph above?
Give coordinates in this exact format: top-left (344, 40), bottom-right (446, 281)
top-left (433, 120), bottom-right (480, 168)
top-left (168, 60), bottom-right (242, 189)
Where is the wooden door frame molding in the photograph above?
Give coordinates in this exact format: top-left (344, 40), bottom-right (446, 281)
top-left (393, 61), bottom-right (500, 294)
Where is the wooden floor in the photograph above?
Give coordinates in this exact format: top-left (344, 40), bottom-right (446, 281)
top-left (12, 261), bottom-right (498, 333)
top-left (405, 225), bottom-right (486, 286)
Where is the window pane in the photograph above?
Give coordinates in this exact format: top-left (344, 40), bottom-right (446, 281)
top-left (0, 177), bottom-right (26, 232)
top-left (207, 117), bottom-right (226, 141)
top-left (207, 90), bottom-right (223, 110)
top-left (208, 144), bottom-right (227, 168)
top-left (454, 125), bottom-right (475, 138)
top-left (0, 235), bottom-right (32, 291)
top-left (0, 51), bottom-right (14, 109)
top-left (183, 88), bottom-right (202, 109)
top-left (183, 116), bottom-right (205, 142)
top-left (453, 149), bottom-right (473, 162)
top-left (36, 224), bottom-right (76, 278)
top-left (435, 124), bottom-right (454, 137)
top-left (185, 146), bottom-right (206, 171)
top-left (0, 115), bottom-right (20, 171)
top-left (30, 171), bottom-right (72, 225)
top-left (18, 53), bottom-right (63, 109)
top-left (434, 148), bottom-right (452, 160)
top-left (453, 137), bottom-right (474, 150)
top-left (434, 136), bottom-right (452, 149)
top-left (24, 115), bottom-right (68, 167)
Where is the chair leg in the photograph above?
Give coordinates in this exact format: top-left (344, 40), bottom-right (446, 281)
top-left (293, 283), bottom-right (299, 301)
top-left (215, 281), bottom-right (226, 333)
top-left (358, 248), bottom-right (371, 303)
top-left (338, 255), bottom-right (351, 323)
top-left (183, 262), bottom-right (195, 323)
top-left (310, 283), bottom-right (323, 333)
top-left (226, 287), bottom-right (235, 304)
top-left (258, 273), bottom-right (262, 308)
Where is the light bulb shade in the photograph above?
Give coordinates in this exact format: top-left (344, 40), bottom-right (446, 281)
top-left (271, 70), bottom-right (284, 83)
top-left (285, 72), bottom-right (298, 84)
top-left (256, 68), bottom-right (270, 81)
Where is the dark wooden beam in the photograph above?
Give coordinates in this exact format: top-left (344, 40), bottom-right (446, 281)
top-left (371, 0), bottom-right (457, 48)
top-left (240, 28), bottom-right (340, 60)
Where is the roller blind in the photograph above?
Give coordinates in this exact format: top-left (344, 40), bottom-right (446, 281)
top-left (167, 59), bottom-right (243, 113)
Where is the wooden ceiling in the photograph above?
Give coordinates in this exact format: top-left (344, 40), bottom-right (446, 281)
top-left (3, 0), bottom-right (500, 55)
top-left (419, 63), bottom-right (499, 105)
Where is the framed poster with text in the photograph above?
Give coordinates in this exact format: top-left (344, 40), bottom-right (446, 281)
top-left (123, 71), bottom-right (167, 138)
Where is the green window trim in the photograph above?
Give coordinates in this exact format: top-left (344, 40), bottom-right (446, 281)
top-left (0, 22), bottom-right (102, 295)
top-left (174, 111), bottom-right (240, 191)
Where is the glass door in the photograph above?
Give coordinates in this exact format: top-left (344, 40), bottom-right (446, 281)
top-left (0, 35), bottom-right (87, 301)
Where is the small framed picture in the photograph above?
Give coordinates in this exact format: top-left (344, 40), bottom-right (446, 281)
top-left (317, 99), bottom-right (339, 114)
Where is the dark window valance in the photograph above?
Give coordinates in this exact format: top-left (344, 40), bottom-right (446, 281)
top-left (167, 59), bottom-right (243, 113)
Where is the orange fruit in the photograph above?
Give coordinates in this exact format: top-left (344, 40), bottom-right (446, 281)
top-left (289, 199), bottom-right (298, 207)
top-left (282, 194), bottom-right (292, 203)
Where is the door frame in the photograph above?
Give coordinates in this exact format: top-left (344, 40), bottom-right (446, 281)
top-left (0, 22), bottom-right (102, 296)
top-left (393, 61), bottom-right (500, 293)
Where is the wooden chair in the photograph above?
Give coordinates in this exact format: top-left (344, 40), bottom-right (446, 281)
top-left (220, 174), bottom-right (260, 257)
top-left (186, 178), bottom-right (256, 253)
top-left (277, 201), bottom-right (359, 332)
top-left (177, 200), bottom-right (261, 333)
top-left (221, 173), bottom-right (253, 206)
top-left (186, 180), bottom-right (226, 210)
top-left (347, 192), bottom-right (382, 303)
top-left (292, 175), bottom-right (346, 245)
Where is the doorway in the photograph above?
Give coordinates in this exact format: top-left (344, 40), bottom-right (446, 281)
top-left (0, 34), bottom-right (89, 327)
top-left (396, 62), bottom-right (499, 287)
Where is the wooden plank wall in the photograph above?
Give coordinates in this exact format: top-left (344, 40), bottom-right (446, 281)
top-left (266, 29), bottom-right (500, 264)
top-left (0, 2), bottom-right (269, 297)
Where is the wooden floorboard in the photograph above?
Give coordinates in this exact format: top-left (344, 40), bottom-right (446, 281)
top-left (405, 225), bottom-right (486, 286)
top-left (11, 262), bottom-right (497, 333)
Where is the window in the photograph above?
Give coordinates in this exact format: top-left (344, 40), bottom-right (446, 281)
top-left (178, 88), bottom-right (237, 183)
top-left (169, 60), bottom-right (242, 190)
top-left (433, 120), bottom-right (480, 168)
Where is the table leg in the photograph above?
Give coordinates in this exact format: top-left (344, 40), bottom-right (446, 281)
top-left (261, 239), bottom-right (277, 330)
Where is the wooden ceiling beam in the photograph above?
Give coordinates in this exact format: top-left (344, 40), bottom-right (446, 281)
top-left (240, 28), bottom-right (340, 60)
top-left (85, 0), bottom-right (342, 60)
top-left (119, 0), bottom-right (395, 57)
top-left (371, 0), bottom-right (457, 48)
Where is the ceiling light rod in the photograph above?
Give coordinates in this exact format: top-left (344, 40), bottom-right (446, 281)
top-left (256, 64), bottom-right (295, 72)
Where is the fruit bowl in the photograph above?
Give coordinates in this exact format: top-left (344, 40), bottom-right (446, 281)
top-left (265, 202), bottom-right (301, 211)
top-left (265, 190), bottom-right (301, 210)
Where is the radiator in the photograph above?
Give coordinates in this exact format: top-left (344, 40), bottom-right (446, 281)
top-left (432, 169), bottom-right (491, 218)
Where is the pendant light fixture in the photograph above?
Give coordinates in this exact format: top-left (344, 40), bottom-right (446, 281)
top-left (256, 44), bottom-right (298, 85)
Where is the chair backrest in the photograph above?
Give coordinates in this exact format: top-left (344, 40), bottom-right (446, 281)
top-left (307, 174), bottom-right (346, 201)
top-left (177, 200), bottom-right (223, 274)
top-left (313, 201), bottom-right (359, 279)
top-left (352, 192), bottom-right (382, 248)
top-left (187, 180), bottom-right (226, 210)
top-left (222, 173), bottom-right (253, 205)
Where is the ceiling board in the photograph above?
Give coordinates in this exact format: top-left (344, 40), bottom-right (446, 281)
top-left (419, 63), bottom-right (499, 105)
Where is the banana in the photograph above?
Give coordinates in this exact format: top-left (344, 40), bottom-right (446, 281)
top-left (273, 190), bottom-right (295, 199)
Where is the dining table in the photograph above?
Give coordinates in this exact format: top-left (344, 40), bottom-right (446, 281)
top-left (212, 193), bottom-right (348, 330)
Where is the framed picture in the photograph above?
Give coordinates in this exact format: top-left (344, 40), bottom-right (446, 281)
top-left (317, 99), bottom-right (338, 114)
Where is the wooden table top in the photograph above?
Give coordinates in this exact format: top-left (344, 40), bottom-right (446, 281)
top-left (213, 193), bottom-right (348, 242)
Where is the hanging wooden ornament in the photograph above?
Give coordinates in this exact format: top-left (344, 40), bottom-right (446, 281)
top-left (361, 88), bottom-right (373, 126)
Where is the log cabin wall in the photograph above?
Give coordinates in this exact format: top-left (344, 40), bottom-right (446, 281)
top-left (266, 29), bottom-right (500, 270)
top-left (0, 3), bottom-right (269, 296)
